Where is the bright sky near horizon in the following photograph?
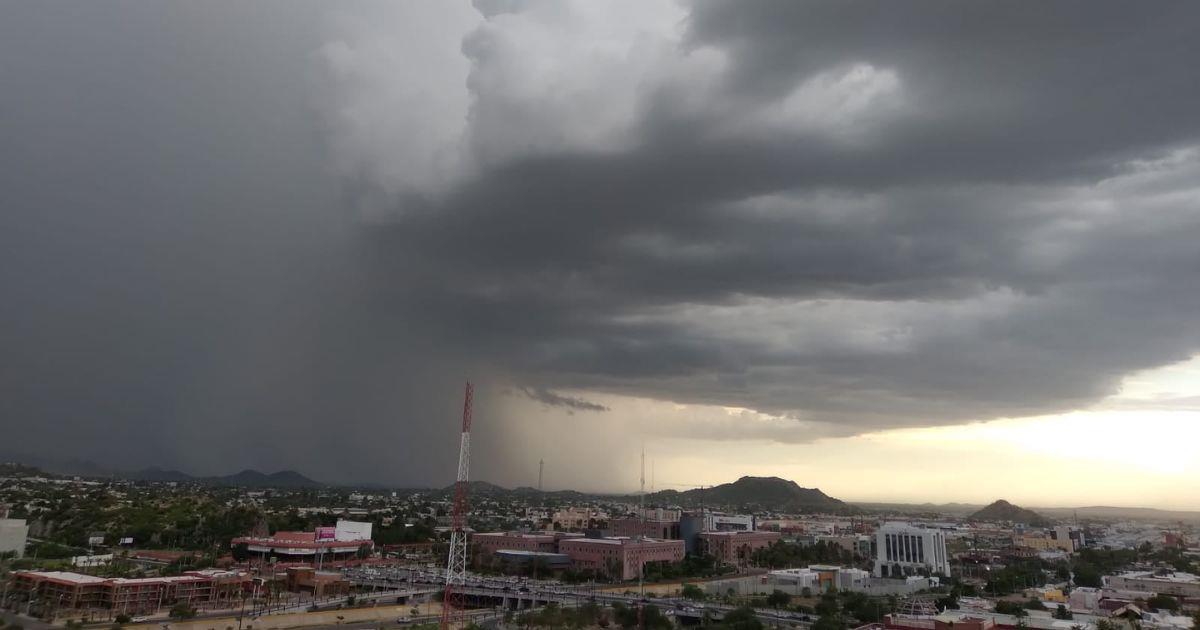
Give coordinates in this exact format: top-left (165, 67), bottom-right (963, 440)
top-left (496, 356), bottom-right (1200, 510)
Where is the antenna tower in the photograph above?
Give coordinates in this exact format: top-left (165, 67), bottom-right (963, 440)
top-left (441, 382), bottom-right (474, 630)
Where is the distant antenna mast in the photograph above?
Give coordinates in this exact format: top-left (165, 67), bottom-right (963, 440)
top-left (638, 445), bottom-right (646, 628)
top-left (538, 458), bottom-right (544, 493)
top-left (441, 382), bottom-right (474, 630)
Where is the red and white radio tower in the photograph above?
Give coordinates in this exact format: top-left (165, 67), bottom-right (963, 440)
top-left (441, 381), bottom-right (474, 630)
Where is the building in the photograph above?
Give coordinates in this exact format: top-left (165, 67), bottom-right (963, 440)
top-left (557, 537), bottom-right (685, 581)
top-left (230, 519), bottom-right (373, 566)
top-left (7, 570), bottom-right (248, 616)
top-left (472, 532), bottom-right (558, 561)
top-left (769, 565), bottom-right (871, 593)
top-left (493, 550), bottom-right (572, 572)
top-left (874, 522), bottom-right (951, 577)
top-left (0, 518), bottom-right (28, 558)
top-left (285, 567), bottom-right (351, 597)
top-left (698, 530), bottom-right (782, 567)
top-left (816, 534), bottom-right (873, 557)
top-left (608, 518), bottom-right (680, 540)
top-left (1104, 571), bottom-right (1200, 599)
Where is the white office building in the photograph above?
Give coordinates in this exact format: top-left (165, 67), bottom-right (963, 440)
top-left (873, 522), bottom-right (950, 577)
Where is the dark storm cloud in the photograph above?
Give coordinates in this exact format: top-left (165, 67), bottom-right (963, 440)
top-left (3, 0), bottom-right (1199, 487)
top-left (518, 388), bottom-right (609, 413)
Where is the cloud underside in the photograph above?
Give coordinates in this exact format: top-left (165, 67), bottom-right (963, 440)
top-left (325, 0), bottom-right (1200, 435)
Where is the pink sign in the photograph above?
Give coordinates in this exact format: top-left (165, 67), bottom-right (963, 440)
top-left (316, 527), bottom-right (336, 541)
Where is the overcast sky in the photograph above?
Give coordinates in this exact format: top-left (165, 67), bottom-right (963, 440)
top-left (3, 1), bottom-right (1199, 507)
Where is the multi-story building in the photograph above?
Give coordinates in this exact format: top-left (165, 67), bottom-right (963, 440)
top-left (472, 531), bottom-right (558, 561)
top-left (698, 530), bottom-right (781, 567)
top-left (7, 570), bottom-right (248, 616)
top-left (873, 522), bottom-right (951, 577)
top-left (608, 518), bottom-right (680, 540)
top-left (557, 537), bottom-right (685, 581)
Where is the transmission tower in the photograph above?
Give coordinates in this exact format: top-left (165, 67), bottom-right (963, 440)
top-left (441, 382), bottom-right (474, 630)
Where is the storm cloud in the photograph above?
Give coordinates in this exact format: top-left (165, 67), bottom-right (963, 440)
top-left (2, 0), bottom-right (1199, 487)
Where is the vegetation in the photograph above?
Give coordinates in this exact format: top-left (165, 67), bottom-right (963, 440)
top-left (717, 606), bottom-right (765, 629)
top-left (994, 600), bottom-right (1029, 617)
top-left (169, 603), bottom-right (197, 619)
top-left (1146, 594), bottom-right (1179, 611)
top-left (750, 540), bottom-right (858, 568)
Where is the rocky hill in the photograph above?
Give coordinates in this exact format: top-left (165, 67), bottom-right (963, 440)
top-left (969, 499), bottom-right (1051, 526)
top-left (642, 476), bottom-right (853, 514)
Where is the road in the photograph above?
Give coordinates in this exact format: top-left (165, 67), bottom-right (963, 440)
top-left (343, 565), bottom-right (813, 628)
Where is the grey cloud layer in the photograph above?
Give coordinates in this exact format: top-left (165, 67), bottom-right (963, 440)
top-left (2, 0), bottom-right (1198, 485)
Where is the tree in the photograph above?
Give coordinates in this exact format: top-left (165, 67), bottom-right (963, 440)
top-left (994, 601), bottom-right (1028, 616)
top-left (114, 614), bottom-right (132, 624)
top-left (1054, 605), bottom-right (1073, 620)
top-left (169, 603), bottom-right (197, 620)
top-left (766, 589), bottom-right (791, 609)
top-left (812, 615), bottom-right (845, 630)
top-left (802, 587), bottom-right (813, 598)
top-left (231, 542), bottom-right (251, 562)
top-left (1146, 594), bottom-right (1179, 611)
top-left (720, 606), bottom-right (765, 630)
top-left (681, 583), bottom-right (705, 600)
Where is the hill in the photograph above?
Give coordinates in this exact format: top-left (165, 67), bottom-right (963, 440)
top-left (641, 476), bottom-right (853, 514)
top-left (126, 467), bottom-right (320, 487)
top-left (970, 499), bottom-right (1051, 526)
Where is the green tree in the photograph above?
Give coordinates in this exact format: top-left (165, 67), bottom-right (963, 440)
top-left (681, 583), bottom-right (705, 600)
top-left (1146, 594), bottom-right (1179, 611)
top-left (720, 606), bottom-right (765, 630)
top-left (169, 603), bottom-right (197, 620)
top-left (1054, 605), bottom-right (1073, 620)
top-left (995, 601), bottom-right (1028, 616)
top-left (766, 589), bottom-right (791, 609)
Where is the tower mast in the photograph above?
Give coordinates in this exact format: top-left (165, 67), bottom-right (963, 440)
top-left (441, 382), bottom-right (474, 630)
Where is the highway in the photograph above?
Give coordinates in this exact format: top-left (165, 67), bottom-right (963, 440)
top-left (342, 565), bottom-right (814, 628)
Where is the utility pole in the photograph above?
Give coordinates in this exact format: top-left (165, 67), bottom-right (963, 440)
top-left (537, 459), bottom-right (543, 493)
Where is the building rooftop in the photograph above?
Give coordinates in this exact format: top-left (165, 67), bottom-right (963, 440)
top-left (17, 571), bottom-right (108, 585)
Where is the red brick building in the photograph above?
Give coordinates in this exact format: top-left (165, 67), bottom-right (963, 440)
top-left (698, 530), bottom-right (781, 567)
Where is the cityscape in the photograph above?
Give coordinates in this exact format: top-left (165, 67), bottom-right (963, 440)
top-left (2, 451), bottom-right (1198, 629)
top-left (4, 1), bottom-right (1200, 630)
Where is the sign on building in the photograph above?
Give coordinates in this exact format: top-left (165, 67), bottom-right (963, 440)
top-left (316, 527), bottom-right (336, 541)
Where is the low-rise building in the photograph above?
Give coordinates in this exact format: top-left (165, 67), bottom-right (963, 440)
top-left (698, 530), bottom-right (781, 567)
top-left (7, 569), bottom-right (249, 616)
top-left (231, 519), bottom-right (373, 566)
top-left (1104, 571), bottom-right (1200, 599)
top-left (557, 537), bottom-right (685, 580)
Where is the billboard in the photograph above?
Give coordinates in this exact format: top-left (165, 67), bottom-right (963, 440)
top-left (87, 536), bottom-right (105, 545)
top-left (334, 520), bottom-right (372, 542)
top-left (119, 537), bottom-right (134, 545)
top-left (315, 527), bottom-right (336, 541)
